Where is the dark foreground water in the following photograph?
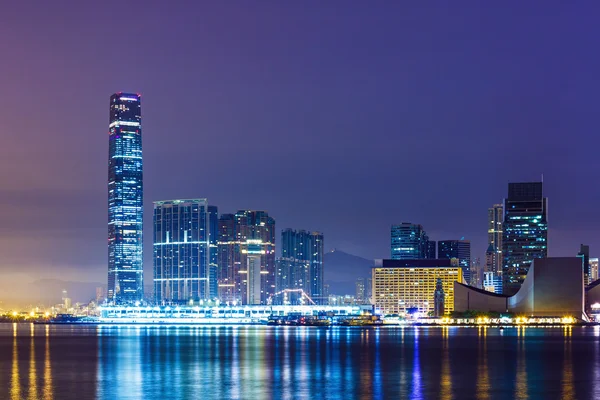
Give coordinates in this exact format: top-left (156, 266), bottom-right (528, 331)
top-left (0, 324), bottom-right (599, 399)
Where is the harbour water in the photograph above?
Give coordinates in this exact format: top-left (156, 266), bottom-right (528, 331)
top-left (0, 323), bottom-right (598, 399)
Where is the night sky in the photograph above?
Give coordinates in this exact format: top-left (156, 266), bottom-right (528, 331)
top-left (1, 3), bottom-right (598, 291)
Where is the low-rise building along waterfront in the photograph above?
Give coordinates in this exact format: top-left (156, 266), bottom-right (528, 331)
top-left (372, 259), bottom-right (463, 316)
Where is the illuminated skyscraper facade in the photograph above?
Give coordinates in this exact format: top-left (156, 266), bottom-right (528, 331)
top-left (276, 229), bottom-right (325, 304)
top-left (487, 204), bottom-right (503, 273)
top-left (107, 93), bottom-right (143, 303)
top-left (502, 182), bottom-right (548, 296)
top-left (153, 199), bottom-right (218, 303)
top-left (391, 223), bottom-right (431, 260)
top-left (217, 210), bottom-right (276, 304)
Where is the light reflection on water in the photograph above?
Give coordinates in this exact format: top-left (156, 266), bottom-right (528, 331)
top-left (0, 324), bottom-right (599, 399)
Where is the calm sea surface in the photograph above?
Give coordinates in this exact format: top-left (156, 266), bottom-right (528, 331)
top-left (0, 323), bottom-right (598, 399)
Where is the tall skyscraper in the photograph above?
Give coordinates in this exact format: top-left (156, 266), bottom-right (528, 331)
top-left (153, 199), bottom-right (218, 303)
top-left (487, 204), bottom-right (503, 273)
top-left (107, 92), bottom-right (143, 303)
top-left (438, 240), bottom-right (471, 283)
top-left (391, 223), bottom-right (431, 260)
top-left (276, 229), bottom-right (325, 304)
top-left (502, 182), bottom-right (548, 295)
top-left (217, 210), bottom-right (276, 305)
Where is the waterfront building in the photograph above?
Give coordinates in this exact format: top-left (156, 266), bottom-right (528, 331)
top-left (438, 240), bottom-right (471, 284)
top-left (217, 211), bottom-right (276, 305)
top-left (98, 303), bottom-right (373, 324)
top-left (372, 259), bottom-right (462, 315)
top-left (455, 258), bottom-right (584, 319)
top-left (276, 229), bottom-right (325, 304)
top-left (153, 199), bottom-right (218, 303)
top-left (488, 204), bottom-right (503, 273)
top-left (502, 182), bottom-right (548, 296)
top-left (107, 92), bottom-right (144, 303)
top-left (391, 223), bottom-right (431, 260)
top-left (577, 244), bottom-right (591, 285)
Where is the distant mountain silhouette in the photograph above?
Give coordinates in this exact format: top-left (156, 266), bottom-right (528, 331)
top-left (324, 249), bottom-right (374, 295)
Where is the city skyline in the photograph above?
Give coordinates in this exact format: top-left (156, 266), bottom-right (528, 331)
top-left (2, 4), bottom-right (600, 399)
top-left (1, 3), bottom-right (599, 306)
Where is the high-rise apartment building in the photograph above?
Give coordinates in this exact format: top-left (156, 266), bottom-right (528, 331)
top-left (217, 210), bottom-right (276, 305)
top-left (276, 229), bottom-right (324, 304)
top-left (487, 204), bottom-right (503, 273)
top-left (502, 182), bottom-right (548, 295)
top-left (153, 199), bottom-right (218, 303)
top-left (391, 223), bottom-right (431, 260)
top-left (438, 240), bottom-right (471, 284)
top-left (107, 93), bottom-right (144, 303)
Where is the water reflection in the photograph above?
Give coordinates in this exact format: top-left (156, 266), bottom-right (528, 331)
top-left (411, 327), bottom-right (422, 399)
top-left (43, 325), bottom-right (53, 400)
top-left (476, 326), bottom-right (490, 400)
top-left (11, 324), bottom-right (20, 400)
top-left (561, 326), bottom-right (574, 400)
top-left (2, 325), bottom-right (600, 399)
top-left (515, 326), bottom-right (528, 399)
top-left (440, 326), bottom-right (452, 400)
top-left (28, 324), bottom-right (37, 400)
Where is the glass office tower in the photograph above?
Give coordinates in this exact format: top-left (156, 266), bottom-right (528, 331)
top-left (391, 223), bottom-right (431, 260)
top-left (502, 182), bottom-right (548, 296)
top-left (153, 199), bottom-right (218, 303)
top-left (107, 92), bottom-right (144, 303)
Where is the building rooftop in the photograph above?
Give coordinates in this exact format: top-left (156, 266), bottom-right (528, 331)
top-left (374, 259), bottom-right (454, 268)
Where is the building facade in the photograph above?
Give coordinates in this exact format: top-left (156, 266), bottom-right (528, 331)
top-left (427, 240), bottom-right (437, 259)
top-left (591, 258), bottom-right (599, 283)
top-left (487, 203), bottom-right (503, 273)
top-left (153, 200), bottom-right (218, 303)
top-left (372, 259), bottom-right (462, 315)
top-left (107, 92), bottom-right (144, 303)
top-left (483, 271), bottom-right (503, 294)
top-left (391, 223), bottom-right (432, 260)
top-left (578, 244), bottom-right (591, 285)
top-left (502, 182), bottom-right (548, 296)
top-left (217, 210), bottom-right (276, 305)
top-left (356, 278), bottom-right (366, 303)
top-left (276, 229), bottom-right (324, 304)
top-left (438, 240), bottom-right (471, 284)
top-left (455, 258), bottom-right (584, 319)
